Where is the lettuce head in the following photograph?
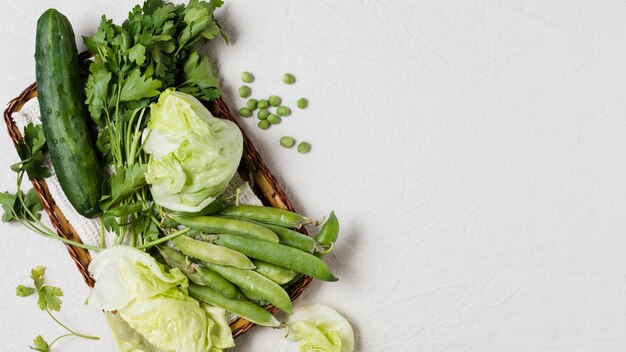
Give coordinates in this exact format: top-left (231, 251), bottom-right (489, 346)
top-left (143, 89), bottom-right (243, 212)
top-left (90, 246), bottom-right (235, 352)
top-left (286, 304), bottom-right (354, 352)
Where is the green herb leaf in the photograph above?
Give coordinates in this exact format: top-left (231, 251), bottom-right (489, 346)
top-left (12, 123), bottom-right (51, 180)
top-left (30, 266), bottom-right (46, 291)
top-left (30, 335), bottom-right (49, 352)
top-left (119, 69), bottom-right (162, 102)
top-left (179, 50), bottom-right (220, 101)
top-left (0, 192), bottom-right (17, 222)
top-left (38, 285), bottom-right (63, 312)
top-left (101, 164), bottom-right (148, 210)
top-left (16, 285), bottom-right (36, 297)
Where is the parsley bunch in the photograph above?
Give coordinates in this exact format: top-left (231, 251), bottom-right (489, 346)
top-left (83, 0), bottom-right (226, 247)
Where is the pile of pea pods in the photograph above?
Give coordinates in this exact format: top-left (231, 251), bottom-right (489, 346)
top-left (157, 204), bottom-right (339, 327)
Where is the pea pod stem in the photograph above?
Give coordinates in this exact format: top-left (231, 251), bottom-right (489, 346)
top-left (219, 205), bottom-right (313, 229)
top-left (189, 284), bottom-right (280, 327)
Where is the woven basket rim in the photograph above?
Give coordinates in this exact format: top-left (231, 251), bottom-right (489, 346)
top-left (2, 55), bottom-right (314, 337)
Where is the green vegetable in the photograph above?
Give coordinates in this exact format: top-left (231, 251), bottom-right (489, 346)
top-left (283, 73), bottom-right (296, 84)
top-left (256, 221), bottom-right (322, 253)
top-left (280, 136), bottom-right (295, 148)
top-left (89, 246), bottom-right (234, 352)
top-left (246, 98), bottom-right (258, 110)
top-left (84, 0), bottom-right (227, 246)
top-left (158, 246), bottom-right (245, 300)
top-left (285, 304), bottom-right (354, 352)
top-left (213, 234), bottom-right (338, 282)
top-left (220, 204), bottom-right (313, 228)
top-left (298, 142), bottom-right (311, 154)
top-left (297, 98), bottom-right (309, 109)
top-left (253, 259), bottom-right (297, 285)
top-left (17, 266), bottom-right (99, 351)
top-left (35, 9), bottom-right (102, 218)
top-left (315, 211), bottom-right (339, 257)
top-left (143, 90), bottom-right (243, 213)
top-left (172, 235), bottom-right (255, 269)
top-left (241, 71), bottom-right (254, 83)
top-left (257, 109), bottom-right (270, 120)
top-left (239, 107), bottom-right (252, 117)
top-left (189, 284), bottom-right (280, 327)
top-left (267, 114), bottom-right (281, 125)
top-left (239, 85), bottom-right (252, 98)
top-left (10, 123), bottom-right (50, 180)
top-left (258, 120), bottom-right (270, 130)
top-left (202, 262), bottom-right (293, 313)
top-left (276, 106), bottom-right (291, 116)
top-left (268, 95), bottom-right (281, 107)
top-left (257, 99), bottom-right (269, 109)
top-left (170, 214), bottom-right (279, 242)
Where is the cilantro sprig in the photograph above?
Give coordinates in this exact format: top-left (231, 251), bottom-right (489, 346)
top-left (17, 266), bottom-right (99, 351)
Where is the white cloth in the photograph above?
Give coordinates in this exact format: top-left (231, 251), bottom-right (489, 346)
top-left (13, 99), bottom-right (262, 255)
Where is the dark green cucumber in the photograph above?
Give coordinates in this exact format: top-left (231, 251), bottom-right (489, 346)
top-left (35, 9), bottom-right (102, 217)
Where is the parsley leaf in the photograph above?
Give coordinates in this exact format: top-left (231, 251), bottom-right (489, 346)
top-left (0, 188), bottom-right (44, 223)
top-left (100, 164), bottom-right (148, 210)
top-left (11, 123), bottom-right (51, 180)
top-left (119, 69), bottom-right (162, 102)
top-left (16, 285), bottom-right (36, 297)
top-left (30, 335), bottom-right (49, 352)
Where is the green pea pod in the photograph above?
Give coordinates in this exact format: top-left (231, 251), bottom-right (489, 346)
top-left (158, 246), bottom-right (205, 285)
top-left (213, 234), bottom-right (338, 282)
top-left (203, 262), bottom-right (293, 314)
top-left (159, 246), bottom-right (245, 299)
top-left (196, 266), bottom-right (246, 300)
top-left (253, 259), bottom-right (297, 285)
top-left (315, 211), bottom-right (339, 258)
top-left (172, 235), bottom-right (255, 269)
top-left (236, 219), bottom-right (321, 253)
top-left (239, 285), bottom-right (266, 302)
top-left (188, 284), bottom-right (280, 327)
top-left (220, 205), bottom-right (312, 229)
top-left (170, 214), bottom-right (279, 243)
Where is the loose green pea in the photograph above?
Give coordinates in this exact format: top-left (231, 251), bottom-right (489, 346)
top-left (279, 136), bottom-right (295, 148)
top-left (297, 141), bottom-right (311, 154)
top-left (258, 120), bottom-right (270, 130)
top-left (257, 99), bottom-right (269, 109)
top-left (297, 98), bottom-right (308, 109)
top-left (276, 106), bottom-right (290, 116)
top-left (268, 95), bottom-right (281, 107)
top-left (246, 98), bottom-right (258, 110)
top-left (257, 109), bottom-right (270, 120)
top-left (283, 73), bottom-right (296, 84)
top-left (238, 107), bottom-right (252, 117)
top-left (241, 71), bottom-right (254, 83)
top-left (239, 85), bottom-right (251, 98)
top-left (267, 114), bottom-right (281, 125)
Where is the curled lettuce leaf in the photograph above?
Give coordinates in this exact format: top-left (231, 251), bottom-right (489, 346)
top-left (286, 304), bottom-right (354, 352)
top-left (143, 89), bottom-right (243, 212)
top-left (90, 246), bottom-right (235, 352)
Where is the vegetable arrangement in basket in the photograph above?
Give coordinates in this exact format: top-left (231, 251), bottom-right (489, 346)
top-left (2, 0), bottom-right (354, 351)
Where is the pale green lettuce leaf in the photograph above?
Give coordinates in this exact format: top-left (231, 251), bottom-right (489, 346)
top-left (143, 89), bottom-right (243, 212)
top-left (89, 246), bottom-right (187, 311)
top-left (286, 304), bottom-right (354, 352)
top-left (90, 246), bottom-right (235, 352)
top-left (105, 311), bottom-right (165, 352)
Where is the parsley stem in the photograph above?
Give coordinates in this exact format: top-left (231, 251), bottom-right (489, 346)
top-left (48, 333), bottom-right (73, 348)
top-left (99, 217), bottom-right (106, 248)
top-left (136, 227), bottom-right (190, 249)
top-left (46, 308), bottom-right (99, 340)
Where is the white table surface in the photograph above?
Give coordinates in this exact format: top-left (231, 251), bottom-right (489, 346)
top-left (2, 1), bottom-right (626, 351)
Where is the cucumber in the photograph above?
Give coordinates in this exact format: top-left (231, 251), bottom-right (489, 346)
top-left (35, 9), bottom-right (102, 218)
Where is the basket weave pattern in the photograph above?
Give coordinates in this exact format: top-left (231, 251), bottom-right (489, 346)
top-left (3, 64), bottom-right (314, 337)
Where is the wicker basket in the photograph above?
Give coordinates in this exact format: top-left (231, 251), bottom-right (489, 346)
top-left (2, 56), bottom-right (314, 338)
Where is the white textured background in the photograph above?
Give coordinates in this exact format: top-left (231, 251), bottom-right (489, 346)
top-left (2, 0), bottom-right (626, 351)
